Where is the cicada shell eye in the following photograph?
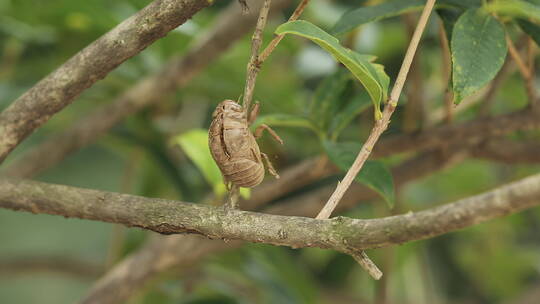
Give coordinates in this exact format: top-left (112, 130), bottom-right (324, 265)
top-left (222, 100), bottom-right (243, 112)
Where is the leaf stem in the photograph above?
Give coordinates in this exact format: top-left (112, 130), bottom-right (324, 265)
top-left (316, 0), bottom-right (437, 220)
top-left (258, 0), bottom-right (310, 63)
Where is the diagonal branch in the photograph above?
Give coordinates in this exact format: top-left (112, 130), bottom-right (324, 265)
top-left (0, 0), bottom-right (213, 163)
top-left (2, 172), bottom-right (540, 253)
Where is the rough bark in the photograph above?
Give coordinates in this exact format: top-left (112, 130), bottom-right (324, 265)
top-left (2, 172), bottom-right (539, 253)
top-left (0, 0), bottom-right (212, 163)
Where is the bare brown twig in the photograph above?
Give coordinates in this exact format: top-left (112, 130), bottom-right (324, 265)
top-left (478, 56), bottom-right (514, 117)
top-left (506, 34), bottom-right (538, 108)
top-left (258, 0), bottom-right (310, 63)
top-left (438, 22), bottom-right (454, 123)
top-left (242, 0), bottom-right (310, 112)
top-left (403, 13), bottom-right (426, 132)
top-left (242, 0), bottom-right (272, 112)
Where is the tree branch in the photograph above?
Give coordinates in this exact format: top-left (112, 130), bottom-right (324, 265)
top-left (470, 138), bottom-right (540, 164)
top-left (2, 172), bottom-right (539, 253)
top-left (241, 0), bottom-right (271, 112)
top-left (0, 0), bottom-right (212, 163)
top-left (2, 0), bottom-right (292, 178)
top-left (373, 109), bottom-right (540, 158)
top-left (80, 235), bottom-right (236, 304)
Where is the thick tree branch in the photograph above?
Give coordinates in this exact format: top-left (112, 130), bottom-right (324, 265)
top-left (1, 172), bottom-right (539, 253)
top-left (373, 109), bottom-right (540, 158)
top-left (2, 0), bottom-right (292, 178)
top-left (0, 0), bottom-right (212, 163)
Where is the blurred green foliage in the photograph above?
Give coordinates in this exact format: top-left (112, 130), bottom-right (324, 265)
top-left (1, 0), bottom-right (540, 303)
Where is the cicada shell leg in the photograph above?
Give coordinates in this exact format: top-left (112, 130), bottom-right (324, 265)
top-left (261, 152), bottom-right (279, 179)
top-left (248, 101), bottom-right (260, 125)
top-left (254, 124), bottom-right (284, 145)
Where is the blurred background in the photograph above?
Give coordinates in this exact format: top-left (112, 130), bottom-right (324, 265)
top-left (1, 0), bottom-right (540, 303)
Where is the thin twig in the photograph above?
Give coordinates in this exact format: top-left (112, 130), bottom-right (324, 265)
top-left (316, 0), bottom-right (437, 220)
top-left (351, 251), bottom-right (383, 280)
top-left (242, 0), bottom-right (272, 111)
top-left (478, 56), bottom-right (513, 117)
top-left (226, 185), bottom-right (241, 209)
top-left (527, 37), bottom-right (536, 75)
top-left (438, 22), bottom-right (454, 124)
top-left (258, 0), bottom-right (310, 63)
top-left (527, 37), bottom-right (538, 110)
top-left (507, 35), bottom-right (531, 80)
top-left (242, 0), bottom-right (311, 111)
top-left (402, 13), bottom-right (426, 133)
top-left (506, 34), bottom-right (538, 107)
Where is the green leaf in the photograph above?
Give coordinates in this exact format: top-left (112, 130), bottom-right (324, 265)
top-left (309, 69), bottom-right (351, 131)
top-left (437, 7), bottom-right (466, 42)
top-left (329, 90), bottom-right (371, 140)
top-left (485, 0), bottom-right (540, 22)
top-left (275, 20), bottom-right (389, 119)
top-left (322, 141), bottom-right (395, 208)
top-left (171, 129), bottom-right (250, 199)
top-left (451, 8), bottom-right (507, 104)
top-left (332, 0), bottom-right (425, 35)
top-left (518, 19), bottom-right (540, 46)
top-left (331, 0), bottom-right (481, 35)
